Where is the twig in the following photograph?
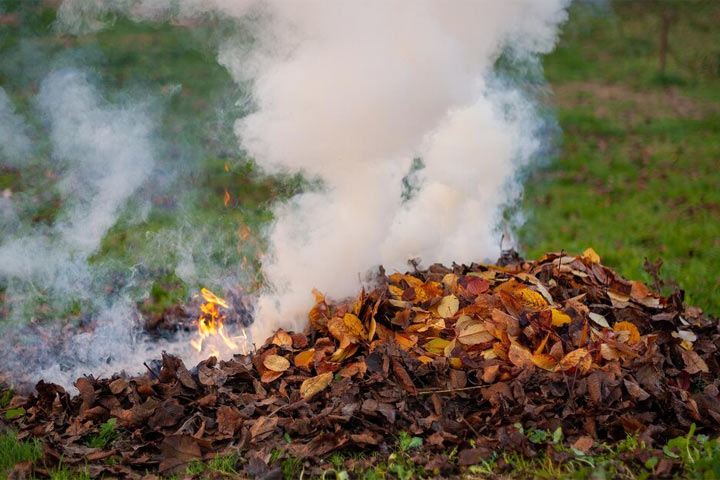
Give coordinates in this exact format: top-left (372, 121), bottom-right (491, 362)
top-left (143, 362), bottom-right (160, 380)
top-left (417, 385), bottom-right (485, 395)
top-left (462, 417), bottom-right (480, 438)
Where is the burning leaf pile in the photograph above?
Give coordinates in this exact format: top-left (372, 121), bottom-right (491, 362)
top-left (2, 250), bottom-right (720, 478)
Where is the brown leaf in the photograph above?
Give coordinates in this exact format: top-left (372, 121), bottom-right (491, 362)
top-left (681, 350), bottom-right (709, 374)
top-left (572, 436), bottom-right (594, 453)
top-left (392, 359), bottom-right (417, 394)
top-left (216, 405), bottom-right (243, 436)
top-left (158, 435), bottom-right (202, 473)
top-left (508, 344), bottom-right (533, 368)
top-left (249, 415), bottom-right (279, 442)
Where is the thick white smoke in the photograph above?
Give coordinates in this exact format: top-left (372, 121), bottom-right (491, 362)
top-left (215, 1), bottom-right (569, 341)
top-left (56, 0), bottom-right (570, 345)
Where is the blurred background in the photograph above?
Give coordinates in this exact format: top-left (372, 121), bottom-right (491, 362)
top-left (0, 0), bottom-right (718, 328)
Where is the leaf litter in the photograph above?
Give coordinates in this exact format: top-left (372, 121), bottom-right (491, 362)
top-left (2, 249), bottom-right (720, 478)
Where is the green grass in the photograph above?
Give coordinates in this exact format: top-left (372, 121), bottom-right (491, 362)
top-left (520, 0), bottom-right (720, 316)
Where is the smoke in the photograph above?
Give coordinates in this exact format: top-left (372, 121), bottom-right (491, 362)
top-left (211, 1), bottom-right (570, 341)
top-left (0, 1), bottom-right (569, 386)
top-left (54, 0), bottom-right (569, 342)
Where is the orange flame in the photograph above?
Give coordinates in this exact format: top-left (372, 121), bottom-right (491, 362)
top-left (224, 163), bottom-right (229, 172)
top-left (223, 189), bottom-right (230, 207)
top-left (190, 288), bottom-right (248, 357)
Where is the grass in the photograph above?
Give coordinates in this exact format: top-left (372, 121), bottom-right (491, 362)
top-left (519, 0), bottom-right (720, 315)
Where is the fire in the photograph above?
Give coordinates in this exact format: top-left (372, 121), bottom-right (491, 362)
top-left (223, 189), bottom-right (230, 206)
top-left (190, 288), bottom-right (248, 357)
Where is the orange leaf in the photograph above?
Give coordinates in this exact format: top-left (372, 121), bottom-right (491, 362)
top-left (299, 372), bottom-right (334, 399)
top-left (531, 353), bottom-right (557, 371)
top-left (614, 321), bottom-right (640, 344)
top-left (294, 349), bottom-right (315, 370)
top-left (343, 313), bottom-right (367, 339)
top-left (395, 333), bottom-right (418, 350)
top-left (559, 348), bottom-right (592, 374)
top-left (449, 357), bottom-right (463, 369)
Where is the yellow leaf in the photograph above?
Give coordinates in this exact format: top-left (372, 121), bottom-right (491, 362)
top-left (343, 313), bottom-right (367, 340)
top-left (263, 355), bottom-right (290, 373)
top-left (613, 321), bottom-right (640, 344)
top-left (294, 349), bottom-right (315, 370)
top-left (582, 247), bottom-right (601, 264)
top-left (367, 317), bottom-right (377, 342)
top-left (388, 285), bottom-right (404, 298)
top-left (531, 353), bottom-right (557, 371)
top-left (559, 348), bottom-right (592, 374)
top-left (330, 344), bottom-right (358, 362)
top-left (516, 288), bottom-right (548, 310)
top-left (417, 355), bottom-right (434, 364)
top-left (456, 322), bottom-right (494, 345)
top-left (300, 372), bottom-right (334, 399)
top-left (436, 295), bottom-right (459, 318)
top-left (442, 273), bottom-right (459, 291)
top-left (449, 357), bottom-right (463, 369)
top-left (423, 337), bottom-right (451, 355)
top-left (551, 309), bottom-right (572, 327)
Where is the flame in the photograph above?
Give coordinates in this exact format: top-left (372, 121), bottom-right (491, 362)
top-left (223, 189), bottom-right (230, 207)
top-left (224, 163), bottom-right (229, 172)
top-left (190, 288), bottom-right (248, 357)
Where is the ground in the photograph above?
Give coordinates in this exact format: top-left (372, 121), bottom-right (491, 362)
top-left (0, 0), bottom-right (719, 478)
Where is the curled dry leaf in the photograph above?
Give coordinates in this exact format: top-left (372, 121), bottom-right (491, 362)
top-left (271, 329), bottom-right (293, 347)
top-left (516, 288), bottom-right (548, 310)
top-left (582, 247), bottom-right (601, 264)
top-left (300, 372), bottom-right (334, 400)
top-left (457, 322), bottom-right (494, 345)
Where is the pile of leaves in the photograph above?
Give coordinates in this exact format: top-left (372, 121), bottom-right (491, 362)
top-left (2, 250), bottom-right (719, 478)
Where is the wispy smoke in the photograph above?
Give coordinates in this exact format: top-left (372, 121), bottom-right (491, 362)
top-left (55, 0), bottom-right (570, 344)
top-left (0, 87), bottom-right (32, 164)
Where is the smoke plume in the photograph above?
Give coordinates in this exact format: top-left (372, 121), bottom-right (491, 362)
top-left (0, 1), bottom-right (569, 385)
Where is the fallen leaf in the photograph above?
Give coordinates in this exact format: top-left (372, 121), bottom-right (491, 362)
top-left (300, 372), bottom-right (334, 399)
top-left (436, 295), bottom-right (460, 318)
top-left (294, 349), bottom-right (315, 370)
top-left (550, 309), bottom-right (571, 327)
top-left (559, 348), bottom-right (592, 374)
top-left (263, 355), bottom-right (290, 373)
top-left (508, 344), bottom-right (533, 368)
top-left (614, 321), bottom-right (640, 344)
top-left (582, 247), bottom-right (601, 264)
top-left (681, 350), bottom-right (709, 374)
top-left (530, 353), bottom-right (557, 371)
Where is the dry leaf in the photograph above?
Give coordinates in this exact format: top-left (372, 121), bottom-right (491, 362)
top-left (456, 322), bottom-right (494, 345)
top-left (271, 330), bottom-right (293, 347)
top-left (582, 247), bottom-right (601, 264)
top-left (614, 321), bottom-right (640, 344)
top-left (300, 372), bottom-right (334, 399)
top-left (263, 355), bottom-right (290, 373)
top-left (508, 343), bottom-right (533, 368)
top-left (294, 349), bottom-right (315, 370)
top-left (550, 309), bottom-right (571, 327)
top-left (530, 353), bottom-right (557, 371)
top-left (559, 348), bottom-right (592, 374)
top-left (436, 295), bottom-right (460, 318)
top-left (681, 350), bottom-right (709, 374)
